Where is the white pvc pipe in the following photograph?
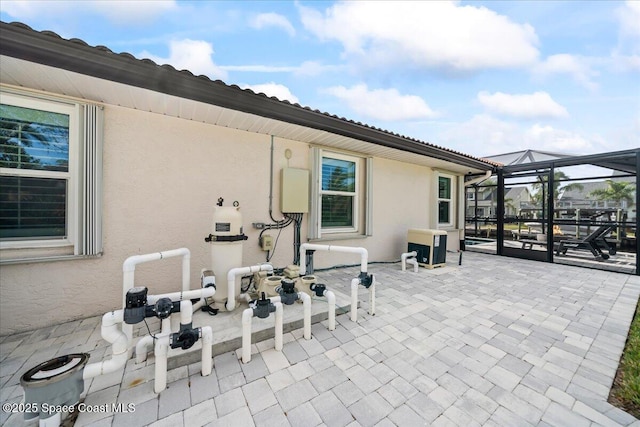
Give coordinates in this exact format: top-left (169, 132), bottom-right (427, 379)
top-left (270, 294), bottom-right (311, 340)
top-left (241, 300), bottom-right (284, 364)
top-left (350, 278), bottom-right (359, 322)
top-left (179, 300), bottom-right (192, 325)
top-left (154, 336), bottom-right (169, 393)
top-left (146, 287), bottom-right (215, 304)
top-left (122, 248), bottom-right (191, 348)
top-left (369, 275), bottom-right (376, 316)
top-left (226, 264), bottom-right (274, 311)
top-left (299, 243), bottom-right (368, 275)
top-left (135, 335), bottom-right (154, 364)
top-left (241, 308), bottom-right (254, 364)
top-left (324, 290), bottom-right (336, 331)
top-left (274, 301), bottom-right (283, 351)
top-left (298, 292), bottom-right (311, 340)
top-left (201, 326), bottom-right (213, 376)
top-left (401, 251), bottom-right (418, 272)
top-left (84, 310), bottom-right (128, 379)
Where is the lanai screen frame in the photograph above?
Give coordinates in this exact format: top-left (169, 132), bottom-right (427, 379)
top-left (473, 148), bottom-right (639, 275)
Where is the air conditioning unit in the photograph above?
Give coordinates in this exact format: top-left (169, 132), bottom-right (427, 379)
top-left (407, 229), bottom-right (447, 269)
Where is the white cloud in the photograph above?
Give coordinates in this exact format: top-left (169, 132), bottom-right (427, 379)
top-left (324, 84), bottom-right (438, 121)
top-left (220, 61), bottom-right (345, 76)
top-left (1, 0), bottom-right (176, 25)
top-left (477, 91), bottom-right (568, 119)
top-left (250, 12), bottom-right (296, 36)
top-left (524, 124), bottom-right (592, 153)
top-left (298, 1), bottom-right (539, 73)
top-left (240, 83), bottom-right (299, 104)
top-left (439, 115), bottom-right (596, 157)
top-left (140, 39), bottom-right (227, 80)
top-left (533, 54), bottom-right (599, 91)
top-left (615, 1), bottom-right (640, 39)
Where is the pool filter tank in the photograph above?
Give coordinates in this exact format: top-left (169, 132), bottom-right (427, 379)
top-left (205, 198), bottom-right (247, 310)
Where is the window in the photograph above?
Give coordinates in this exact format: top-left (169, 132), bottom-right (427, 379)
top-left (438, 175), bottom-right (453, 226)
top-left (310, 148), bottom-right (372, 239)
top-left (0, 90), bottom-right (103, 261)
top-left (321, 155), bottom-right (357, 229)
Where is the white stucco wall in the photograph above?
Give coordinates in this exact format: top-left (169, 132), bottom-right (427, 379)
top-left (0, 104), bottom-right (462, 335)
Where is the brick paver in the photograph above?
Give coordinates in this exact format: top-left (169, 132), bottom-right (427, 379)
top-left (2, 252), bottom-right (640, 426)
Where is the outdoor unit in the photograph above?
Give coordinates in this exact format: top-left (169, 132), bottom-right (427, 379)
top-left (407, 229), bottom-right (447, 269)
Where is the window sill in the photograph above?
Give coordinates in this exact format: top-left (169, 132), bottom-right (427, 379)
top-left (309, 234), bottom-right (368, 243)
top-left (0, 253), bottom-right (102, 265)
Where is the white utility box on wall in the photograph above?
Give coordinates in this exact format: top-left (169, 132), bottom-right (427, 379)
top-left (281, 168), bottom-right (309, 213)
top-left (407, 229), bottom-right (447, 269)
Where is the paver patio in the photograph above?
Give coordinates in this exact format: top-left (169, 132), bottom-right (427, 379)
top-left (1, 251), bottom-right (640, 426)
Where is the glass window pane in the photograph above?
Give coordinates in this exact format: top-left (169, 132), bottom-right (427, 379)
top-left (439, 176), bottom-right (451, 199)
top-left (439, 200), bottom-right (450, 224)
top-left (0, 104), bottom-right (70, 172)
top-left (321, 194), bottom-right (353, 227)
top-left (322, 157), bottom-right (355, 192)
top-left (0, 176), bottom-right (67, 239)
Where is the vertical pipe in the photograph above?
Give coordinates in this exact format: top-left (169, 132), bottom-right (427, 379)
top-left (369, 277), bottom-right (376, 316)
top-left (350, 278), bottom-right (359, 322)
top-left (298, 292), bottom-right (312, 340)
top-left (154, 337), bottom-right (169, 393)
top-left (201, 326), bottom-right (213, 376)
top-left (242, 308), bottom-right (253, 364)
top-left (325, 290), bottom-right (336, 331)
top-left (274, 302), bottom-right (283, 351)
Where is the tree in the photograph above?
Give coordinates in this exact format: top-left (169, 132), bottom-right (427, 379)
top-left (589, 180), bottom-right (636, 209)
top-left (531, 171), bottom-right (583, 205)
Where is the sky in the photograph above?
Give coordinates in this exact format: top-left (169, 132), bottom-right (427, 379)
top-left (1, 0), bottom-right (639, 162)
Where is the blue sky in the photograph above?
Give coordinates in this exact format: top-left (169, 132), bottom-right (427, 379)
top-left (2, 0), bottom-right (639, 160)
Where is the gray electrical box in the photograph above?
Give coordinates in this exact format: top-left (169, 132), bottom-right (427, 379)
top-left (281, 168), bottom-right (309, 213)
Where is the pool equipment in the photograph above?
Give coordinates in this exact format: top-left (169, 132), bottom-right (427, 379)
top-left (124, 286), bottom-right (215, 393)
top-left (299, 243), bottom-right (375, 322)
top-left (20, 353), bottom-right (89, 427)
top-left (122, 247), bottom-right (192, 350)
top-left (225, 264), bottom-right (274, 311)
top-left (242, 294), bottom-right (283, 363)
top-left (401, 251), bottom-right (419, 272)
top-left (204, 198), bottom-right (249, 311)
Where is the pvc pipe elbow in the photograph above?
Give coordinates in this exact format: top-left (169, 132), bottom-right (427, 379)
top-left (135, 335), bottom-right (154, 364)
top-left (227, 264), bottom-right (274, 311)
top-left (242, 307), bottom-right (254, 325)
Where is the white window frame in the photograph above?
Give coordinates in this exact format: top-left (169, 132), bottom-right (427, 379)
top-left (320, 152), bottom-right (359, 233)
top-left (438, 173), bottom-right (455, 228)
top-left (309, 147), bottom-right (372, 239)
top-left (0, 89), bottom-right (103, 262)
